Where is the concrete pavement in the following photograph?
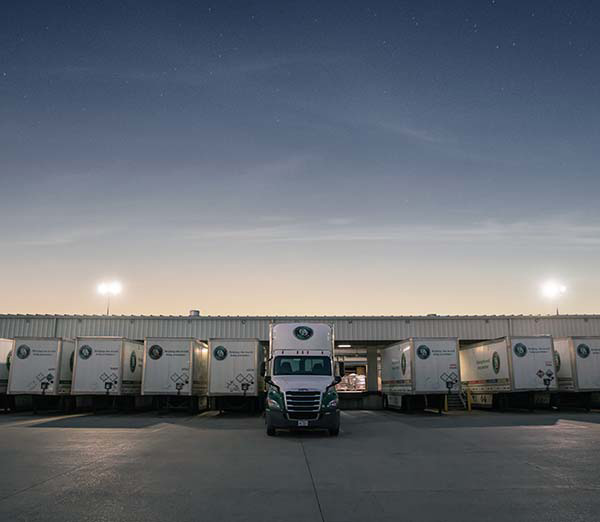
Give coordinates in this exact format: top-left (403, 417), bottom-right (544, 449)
top-left (0, 409), bottom-right (599, 521)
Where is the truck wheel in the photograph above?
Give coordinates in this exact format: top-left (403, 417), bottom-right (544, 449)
top-left (266, 426), bottom-right (276, 437)
top-left (328, 427), bottom-right (340, 437)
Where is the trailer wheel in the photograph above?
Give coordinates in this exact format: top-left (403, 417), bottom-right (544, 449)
top-left (266, 426), bottom-right (276, 437)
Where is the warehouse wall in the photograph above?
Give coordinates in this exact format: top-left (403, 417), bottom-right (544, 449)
top-left (1, 315), bottom-right (599, 342)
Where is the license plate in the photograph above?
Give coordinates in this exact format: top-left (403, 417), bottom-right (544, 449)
top-left (297, 420), bottom-right (309, 427)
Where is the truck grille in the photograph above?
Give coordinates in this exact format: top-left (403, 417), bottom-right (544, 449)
top-left (285, 391), bottom-right (321, 420)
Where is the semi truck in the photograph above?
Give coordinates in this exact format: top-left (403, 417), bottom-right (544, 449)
top-left (264, 323), bottom-right (341, 436)
top-left (553, 337), bottom-right (600, 410)
top-left (381, 337), bottom-right (460, 412)
top-left (207, 338), bottom-right (265, 411)
top-left (142, 337), bottom-right (209, 411)
top-left (72, 337), bottom-right (145, 409)
top-left (460, 336), bottom-right (558, 410)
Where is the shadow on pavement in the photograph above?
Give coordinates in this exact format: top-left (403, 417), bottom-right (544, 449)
top-left (26, 412), bottom-right (167, 429)
top-left (381, 408), bottom-right (600, 428)
top-left (12, 408), bottom-right (600, 431)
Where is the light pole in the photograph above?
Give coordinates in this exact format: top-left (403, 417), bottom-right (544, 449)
top-left (541, 280), bottom-right (567, 315)
top-left (97, 281), bottom-right (122, 315)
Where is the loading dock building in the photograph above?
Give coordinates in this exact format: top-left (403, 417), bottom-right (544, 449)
top-left (2, 314), bottom-right (599, 401)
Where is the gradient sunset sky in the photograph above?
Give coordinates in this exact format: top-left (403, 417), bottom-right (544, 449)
top-left (1, 1), bottom-right (599, 316)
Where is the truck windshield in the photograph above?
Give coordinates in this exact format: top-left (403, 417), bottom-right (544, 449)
top-left (273, 356), bottom-right (332, 376)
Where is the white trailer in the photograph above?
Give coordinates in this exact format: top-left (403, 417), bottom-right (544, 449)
top-left (460, 336), bottom-right (557, 409)
top-left (142, 338), bottom-right (208, 409)
top-left (554, 337), bottom-right (600, 409)
top-left (72, 337), bottom-right (144, 396)
top-left (0, 338), bottom-right (12, 394)
top-left (7, 337), bottom-right (75, 396)
top-left (207, 338), bottom-right (265, 410)
top-left (381, 338), bottom-right (460, 412)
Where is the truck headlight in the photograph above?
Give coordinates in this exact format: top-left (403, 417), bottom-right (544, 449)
top-left (322, 386), bottom-right (339, 410)
top-left (267, 388), bottom-right (284, 411)
top-left (267, 398), bottom-right (281, 410)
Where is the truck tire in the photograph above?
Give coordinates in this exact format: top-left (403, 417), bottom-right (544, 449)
top-left (328, 427), bottom-right (340, 437)
top-left (266, 426), bottom-right (276, 437)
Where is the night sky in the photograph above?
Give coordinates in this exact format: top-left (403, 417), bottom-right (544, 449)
top-left (1, 1), bottom-right (599, 315)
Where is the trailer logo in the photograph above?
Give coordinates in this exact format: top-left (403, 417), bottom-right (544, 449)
top-left (554, 351), bottom-right (561, 372)
top-left (148, 345), bottom-right (163, 360)
top-left (79, 345), bottom-right (93, 360)
top-left (492, 351), bottom-right (501, 374)
top-left (513, 343), bottom-right (528, 358)
top-left (130, 352), bottom-right (137, 372)
top-left (213, 345), bottom-right (228, 361)
top-left (401, 352), bottom-right (407, 375)
top-left (294, 326), bottom-right (314, 340)
top-left (416, 345), bottom-right (431, 360)
top-left (16, 345), bottom-right (31, 360)
top-left (576, 344), bottom-right (591, 359)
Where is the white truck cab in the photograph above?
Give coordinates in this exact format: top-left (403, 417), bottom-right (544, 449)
top-left (265, 323), bottom-right (341, 436)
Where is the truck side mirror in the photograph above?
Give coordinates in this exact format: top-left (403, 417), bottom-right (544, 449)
top-left (264, 375), bottom-right (272, 384)
top-left (334, 375), bottom-right (342, 384)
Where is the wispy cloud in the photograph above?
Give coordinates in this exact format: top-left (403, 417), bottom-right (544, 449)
top-left (6, 225), bottom-right (118, 248)
top-left (180, 217), bottom-right (600, 248)
top-left (41, 51), bottom-right (353, 86)
top-left (375, 122), bottom-right (446, 144)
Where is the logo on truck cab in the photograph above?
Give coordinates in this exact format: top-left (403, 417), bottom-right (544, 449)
top-left (213, 346), bottom-right (228, 361)
top-left (293, 326), bottom-right (314, 340)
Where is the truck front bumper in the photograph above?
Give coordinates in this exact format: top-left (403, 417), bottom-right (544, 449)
top-left (266, 409), bottom-right (340, 431)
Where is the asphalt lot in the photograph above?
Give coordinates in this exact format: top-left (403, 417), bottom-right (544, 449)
top-left (0, 409), bottom-right (599, 522)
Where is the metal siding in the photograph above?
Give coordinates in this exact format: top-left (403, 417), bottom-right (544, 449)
top-left (2, 315), bottom-right (600, 342)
